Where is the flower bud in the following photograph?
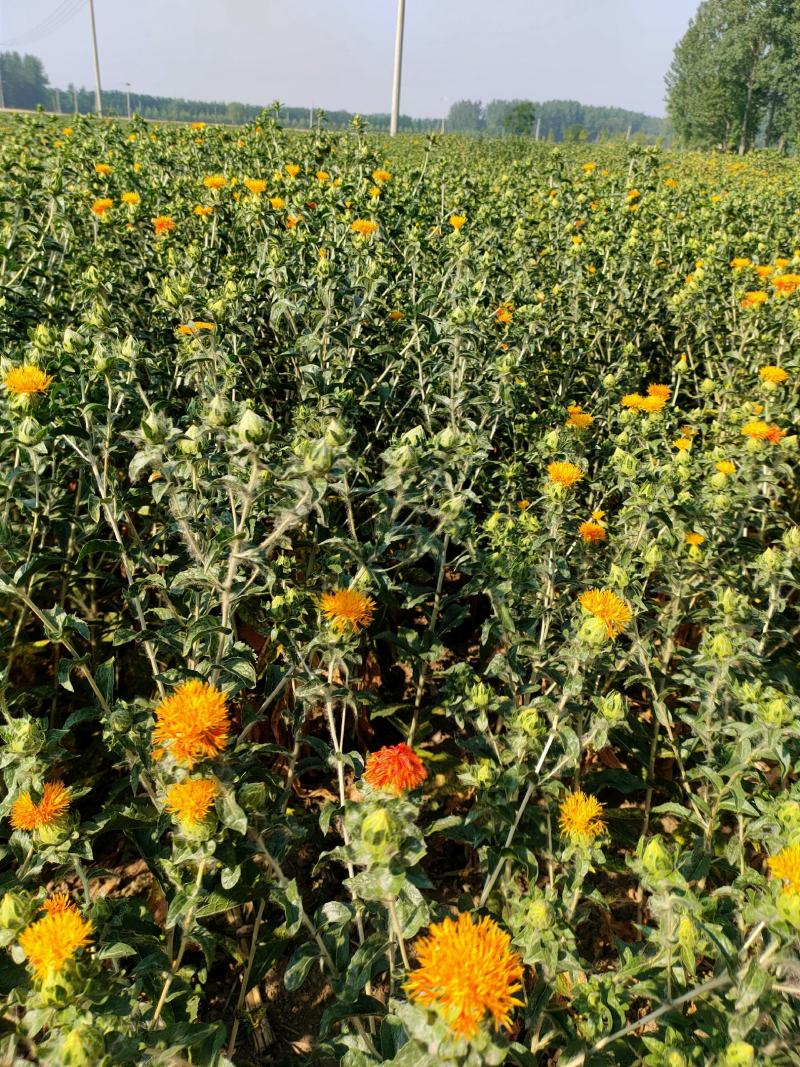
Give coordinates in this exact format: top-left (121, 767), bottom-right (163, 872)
top-left (4, 716), bottom-right (45, 755)
top-left (723, 1042), bottom-right (755, 1067)
top-left (323, 419), bottom-right (349, 446)
top-left (757, 547), bottom-right (782, 575)
top-left (782, 527), bottom-right (800, 553)
top-left (705, 632), bottom-right (734, 661)
top-left (0, 891), bottom-right (33, 933)
top-left (526, 898), bottom-right (552, 931)
top-left (466, 682), bottom-right (493, 709)
top-left (177, 424), bottom-right (204, 455)
top-left (141, 410), bottom-right (172, 444)
top-left (602, 373), bottom-right (616, 388)
top-left (517, 705), bottom-right (539, 736)
top-left (778, 800), bottom-right (800, 832)
top-left (596, 692), bottom-right (626, 724)
top-left (777, 890), bottom-right (800, 928)
top-left (608, 564), bottom-right (628, 590)
top-left (709, 472), bottom-right (728, 489)
top-left (437, 426), bottom-right (461, 450)
top-left (59, 1027), bottom-right (106, 1067)
top-left (579, 616), bottom-right (611, 648)
top-left (643, 543), bottom-right (662, 569)
top-left (543, 429), bottom-right (560, 450)
top-left (700, 377), bottom-right (714, 394)
top-left (204, 395), bottom-right (233, 428)
top-left (642, 836), bottom-right (673, 878)
top-left (236, 407), bottom-right (268, 444)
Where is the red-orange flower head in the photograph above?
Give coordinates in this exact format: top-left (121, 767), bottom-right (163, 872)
top-left (10, 782), bottom-right (70, 832)
top-left (152, 679), bottom-right (230, 767)
top-left (363, 743), bottom-right (427, 795)
top-left (405, 913), bottom-right (524, 1039)
top-left (18, 906), bottom-right (92, 981)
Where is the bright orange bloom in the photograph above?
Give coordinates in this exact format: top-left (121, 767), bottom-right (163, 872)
top-left (285, 163), bottom-right (301, 178)
top-left (566, 404), bottom-right (594, 429)
top-left (165, 778), bottom-right (219, 827)
top-left (316, 170), bottom-right (330, 182)
top-left (152, 680), bottom-right (230, 767)
top-left (621, 392), bottom-right (645, 409)
top-left (4, 365), bottom-right (52, 395)
top-left (771, 273), bottom-right (800, 295)
top-left (559, 790), bottom-right (605, 842)
top-left (286, 214), bottom-right (301, 229)
top-left (202, 174), bottom-right (226, 190)
top-left (320, 589), bottom-right (375, 634)
top-left (41, 893), bottom-right (73, 916)
top-left (495, 304), bottom-right (513, 324)
top-left (716, 460), bottom-right (735, 475)
top-left (94, 163), bottom-right (112, 176)
top-left (547, 461), bottom-right (584, 488)
top-left (388, 310), bottom-right (404, 321)
top-left (578, 520), bottom-right (606, 542)
top-left (10, 782), bottom-right (70, 832)
top-left (152, 215), bottom-right (175, 236)
top-left (742, 420), bottom-right (785, 443)
top-left (363, 744), bottom-right (427, 795)
top-left (352, 219), bottom-right (378, 236)
top-left (405, 913), bottom-right (524, 1039)
top-left (243, 178), bottom-right (266, 196)
top-left (193, 204), bottom-right (213, 216)
top-left (755, 265), bottom-right (774, 279)
top-left (647, 384), bottom-right (672, 401)
top-left (19, 908), bottom-right (92, 980)
top-left (685, 531), bottom-right (705, 546)
top-left (578, 589), bottom-right (632, 638)
top-left (121, 191), bottom-right (140, 206)
top-left (269, 196), bottom-right (285, 210)
top-left (91, 197), bottom-right (113, 216)
top-left (768, 843), bottom-right (800, 893)
top-left (637, 395), bottom-right (666, 414)
top-left (372, 169), bottom-right (391, 183)
top-left (449, 215), bottom-right (467, 230)
top-left (759, 365), bottom-right (789, 384)
top-left (674, 437), bottom-right (692, 451)
top-left (177, 321), bottom-right (215, 335)
top-left (730, 257), bottom-right (751, 270)
top-left (191, 122), bottom-right (206, 131)
top-left (741, 290), bottom-right (768, 308)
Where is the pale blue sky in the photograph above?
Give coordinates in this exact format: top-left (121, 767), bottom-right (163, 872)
top-left (0, 0), bottom-right (699, 117)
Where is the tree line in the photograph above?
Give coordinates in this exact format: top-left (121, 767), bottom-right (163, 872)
top-left (445, 98), bottom-right (666, 142)
top-left (667, 0), bottom-right (800, 151)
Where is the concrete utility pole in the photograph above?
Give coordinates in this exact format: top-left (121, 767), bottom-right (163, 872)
top-left (126, 83), bottom-right (131, 118)
top-left (88, 0), bottom-right (103, 116)
top-left (0, 62), bottom-right (5, 111)
top-left (389, 0), bottom-right (405, 136)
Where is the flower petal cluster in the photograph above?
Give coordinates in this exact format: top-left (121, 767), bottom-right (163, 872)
top-left (559, 790), bottom-right (606, 842)
top-left (566, 404), bottom-right (594, 429)
top-left (320, 589), bottom-right (376, 634)
top-left (4, 365), bottom-right (52, 395)
top-left (578, 588), bottom-right (632, 638)
top-left (768, 843), bottom-right (800, 893)
top-left (18, 902), bottom-right (92, 980)
top-left (352, 219), bottom-right (378, 236)
top-left (405, 913), bottom-right (524, 1039)
top-left (547, 461), bottom-right (584, 488)
top-left (152, 679), bottom-right (230, 767)
top-left (10, 782), bottom-right (70, 832)
top-left (363, 744), bottom-right (427, 794)
top-left (165, 778), bottom-right (219, 827)
top-left (759, 365), bottom-right (789, 384)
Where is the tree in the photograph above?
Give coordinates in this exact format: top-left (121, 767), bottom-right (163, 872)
top-left (503, 101), bottom-right (536, 136)
top-left (0, 51), bottom-right (49, 110)
top-left (666, 0), bottom-right (800, 151)
top-left (446, 100), bottom-right (483, 132)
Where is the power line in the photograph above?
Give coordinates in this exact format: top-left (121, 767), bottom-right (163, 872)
top-left (0, 0), bottom-right (87, 48)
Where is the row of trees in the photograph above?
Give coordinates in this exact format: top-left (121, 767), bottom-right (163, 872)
top-left (445, 98), bottom-right (666, 141)
top-left (666, 0), bottom-right (800, 151)
top-left (0, 52), bottom-right (50, 110)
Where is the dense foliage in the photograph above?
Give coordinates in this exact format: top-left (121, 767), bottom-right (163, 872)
top-left (666, 0), bottom-right (800, 152)
top-left (445, 98), bottom-right (666, 142)
top-left (0, 113), bottom-right (798, 1067)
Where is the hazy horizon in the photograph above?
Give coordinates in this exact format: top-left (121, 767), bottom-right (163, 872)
top-left (0, 0), bottom-right (698, 119)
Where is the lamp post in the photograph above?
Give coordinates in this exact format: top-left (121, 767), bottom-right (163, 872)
top-left (389, 0), bottom-right (405, 136)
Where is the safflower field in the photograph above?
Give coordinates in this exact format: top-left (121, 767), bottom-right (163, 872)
top-left (0, 109), bottom-right (798, 1066)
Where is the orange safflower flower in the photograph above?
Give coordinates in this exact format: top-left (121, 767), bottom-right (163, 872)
top-left (285, 163), bottom-right (301, 178)
top-left (10, 782), bottom-right (70, 831)
top-left (165, 778), bottom-right (219, 827)
top-left (759, 365), bottom-right (789, 384)
top-left (559, 790), bottom-right (605, 842)
top-left (578, 520), bottom-right (606, 542)
top-left (372, 169), bottom-right (391, 183)
top-left (152, 679), bottom-right (230, 767)
top-left (741, 290), bottom-right (768, 309)
top-left (363, 744), bottom-right (427, 795)
top-left (547, 461), bottom-right (584, 488)
top-left (202, 174), bottom-right (226, 190)
top-left (193, 204), bottom-right (212, 216)
top-left (771, 273), bottom-right (800, 296)
top-left (768, 843), bottom-right (800, 893)
top-left (243, 178), bottom-right (266, 196)
top-left (566, 404), bottom-right (594, 429)
top-left (269, 196), bottom-right (285, 210)
top-left (4, 365), bottom-right (52, 395)
top-left (674, 437), bottom-right (692, 451)
top-left (42, 893), bottom-right (73, 916)
top-left (152, 215), bottom-right (175, 236)
top-left (19, 907), bottom-right (92, 981)
top-left (449, 215), bottom-right (466, 230)
top-left (730, 257), bottom-right (752, 270)
top-left (742, 420), bottom-right (785, 444)
top-left (320, 589), bottom-right (375, 634)
top-left (578, 589), bottom-right (632, 638)
top-left (316, 170), bottom-right (330, 182)
top-left (91, 197), bottom-right (114, 216)
top-left (647, 384), bottom-right (671, 401)
top-left (405, 913), bottom-right (524, 1039)
top-left (94, 162), bottom-right (112, 176)
top-left (495, 304), bottom-right (513, 324)
top-left (351, 219), bottom-right (378, 236)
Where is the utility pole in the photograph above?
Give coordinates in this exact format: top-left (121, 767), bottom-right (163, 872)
top-left (389, 0), bottom-right (405, 136)
top-left (54, 87), bottom-right (62, 113)
top-left (126, 82), bottom-right (131, 118)
top-left (309, 104), bottom-right (313, 130)
top-left (0, 61), bottom-right (5, 111)
top-left (72, 86), bottom-right (78, 114)
top-left (88, 0), bottom-right (103, 116)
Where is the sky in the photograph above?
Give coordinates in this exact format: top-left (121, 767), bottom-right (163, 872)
top-left (0, 0), bottom-right (699, 119)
